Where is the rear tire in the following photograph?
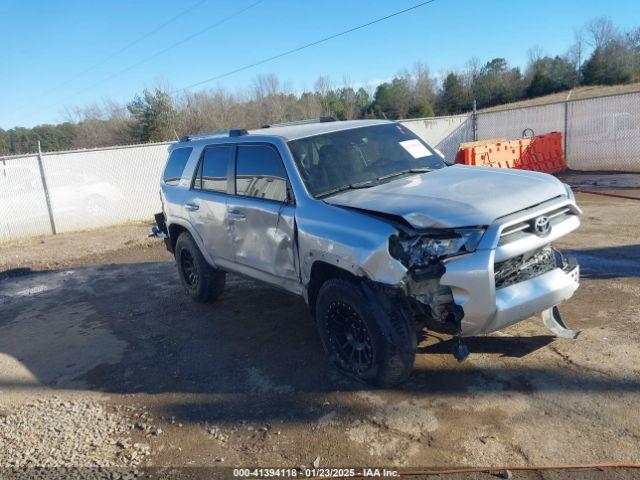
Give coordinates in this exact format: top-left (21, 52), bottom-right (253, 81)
top-left (315, 278), bottom-right (416, 387)
top-left (175, 231), bottom-right (226, 302)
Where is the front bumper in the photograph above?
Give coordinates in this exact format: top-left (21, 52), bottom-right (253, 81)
top-left (493, 263), bottom-right (579, 334)
top-left (438, 197), bottom-right (581, 337)
top-left (440, 249), bottom-right (579, 336)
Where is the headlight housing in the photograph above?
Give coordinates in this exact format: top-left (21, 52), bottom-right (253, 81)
top-left (390, 227), bottom-right (486, 267)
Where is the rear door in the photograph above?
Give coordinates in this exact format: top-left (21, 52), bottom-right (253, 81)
top-left (226, 143), bottom-right (298, 289)
top-left (187, 144), bottom-right (235, 267)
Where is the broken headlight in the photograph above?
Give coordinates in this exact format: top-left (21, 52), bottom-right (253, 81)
top-left (390, 228), bottom-right (485, 267)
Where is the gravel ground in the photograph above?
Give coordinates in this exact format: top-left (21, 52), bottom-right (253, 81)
top-left (0, 396), bottom-right (159, 479)
top-left (1, 186), bottom-right (640, 479)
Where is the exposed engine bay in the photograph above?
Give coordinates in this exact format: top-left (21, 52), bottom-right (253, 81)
top-left (389, 228), bottom-right (474, 333)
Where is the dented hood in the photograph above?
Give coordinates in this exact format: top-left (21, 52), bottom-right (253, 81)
top-left (324, 164), bottom-right (567, 228)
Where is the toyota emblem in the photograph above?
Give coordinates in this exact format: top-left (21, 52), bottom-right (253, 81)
top-left (533, 215), bottom-right (551, 236)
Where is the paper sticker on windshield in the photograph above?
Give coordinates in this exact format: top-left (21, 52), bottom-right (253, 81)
top-left (399, 139), bottom-right (432, 158)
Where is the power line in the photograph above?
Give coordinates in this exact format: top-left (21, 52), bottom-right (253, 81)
top-left (42, 0), bottom-right (209, 97)
top-left (25, 0), bottom-right (433, 124)
top-left (173, 0), bottom-right (437, 94)
top-left (22, 0), bottom-right (265, 122)
top-left (68, 0), bottom-right (266, 99)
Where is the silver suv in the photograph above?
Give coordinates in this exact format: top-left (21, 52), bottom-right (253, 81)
top-left (154, 119), bottom-right (581, 386)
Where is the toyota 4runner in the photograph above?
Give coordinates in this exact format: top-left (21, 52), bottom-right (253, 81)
top-left (153, 118), bottom-right (581, 387)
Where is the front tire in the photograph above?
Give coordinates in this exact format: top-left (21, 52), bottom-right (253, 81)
top-left (315, 278), bottom-right (416, 387)
top-left (175, 232), bottom-right (226, 302)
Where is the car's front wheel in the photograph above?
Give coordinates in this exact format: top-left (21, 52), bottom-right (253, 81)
top-left (175, 231), bottom-right (225, 302)
top-left (315, 278), bottom-right (416, 387)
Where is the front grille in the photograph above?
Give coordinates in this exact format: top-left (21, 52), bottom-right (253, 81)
top-left (499, 207), bottom-right (575, 245)
top-left (494, 246), bottom-right (558, 289)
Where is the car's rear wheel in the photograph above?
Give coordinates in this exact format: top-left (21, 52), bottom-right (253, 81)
top-left (175, 231), bottom-right (225, 302)
top-left (315, 278), bottom-right (416, 387)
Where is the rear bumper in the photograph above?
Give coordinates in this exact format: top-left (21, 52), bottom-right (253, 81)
top-left (440, 249), bottom-right (580, 337)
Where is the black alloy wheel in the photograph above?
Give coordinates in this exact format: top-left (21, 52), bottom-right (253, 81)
top-left (315, 278), bottom-right (417, 387)
top-left (325, 300), bottom-right (375, 374)
top-left (174, 231), bottom-right (226, 302)
top-left (180, 248), bottom-right (199, 288)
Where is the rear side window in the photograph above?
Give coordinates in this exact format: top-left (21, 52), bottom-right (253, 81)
top-left (163, 147), bottom-right (192, 185)
top-left (235, 145), bottom-right (288, 202)
top-left (194, 145), bottom-right (232, 193)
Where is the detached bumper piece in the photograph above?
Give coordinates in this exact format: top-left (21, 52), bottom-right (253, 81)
top-left (542, 305), bottom-right (580, 339)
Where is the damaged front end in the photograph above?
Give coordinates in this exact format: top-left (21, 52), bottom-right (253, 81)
top-left (389, 226), bottom-right (486, 336)
top-left (386, 223), bottom-right (579, 362)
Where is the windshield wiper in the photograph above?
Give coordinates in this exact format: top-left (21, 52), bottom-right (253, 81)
top-left (376, 167), bottom-right (433, 182)
top-left (315, 168), bottom-right (433, 199)
top-left (315, 180), bottom-right (377, 199)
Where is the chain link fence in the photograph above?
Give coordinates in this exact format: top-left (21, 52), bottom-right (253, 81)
top-left (0, 154), bottom-right (52, 242)
top-left (566, 92), bottom-right (640, 171)
top-left (1, 91), bottom-right (639, 242)
top-left (476, 102), bottom-right (566, 141)
top-left (405, 91), bottom-right (640, 173)
top-left (0, 142), bottom-right (171, 243)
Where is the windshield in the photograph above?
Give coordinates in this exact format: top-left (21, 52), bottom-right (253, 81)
top-left (287, 123), bottom-right (447, 197)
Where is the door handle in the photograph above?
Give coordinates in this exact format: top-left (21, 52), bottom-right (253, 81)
top-left (185, 202), bottom-right (199, 211)
top-left (227, 209), bottom-right (246, 220)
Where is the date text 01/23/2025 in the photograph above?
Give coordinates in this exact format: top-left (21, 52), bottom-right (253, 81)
top-left (233, 467), bottom-right (400, 477)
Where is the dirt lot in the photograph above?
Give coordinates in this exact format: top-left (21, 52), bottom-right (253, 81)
top-left (1, 187), bottom-right (640, 479)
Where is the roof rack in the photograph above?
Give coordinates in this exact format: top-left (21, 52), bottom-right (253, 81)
top-left (261, 116), bottom-right (338, 129)
top-left (179, 129), bottom-right (248, 142)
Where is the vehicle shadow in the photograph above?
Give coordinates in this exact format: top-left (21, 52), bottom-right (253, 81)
top-left (417, 334), bottom-right (555, 358)
top-left (564, 244), bottom-right (640, 279)
top-left (1, 261), bottom-right (638, 426)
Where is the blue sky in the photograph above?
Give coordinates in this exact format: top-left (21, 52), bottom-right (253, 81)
top-left (1, 0), bottom-right (638, 129)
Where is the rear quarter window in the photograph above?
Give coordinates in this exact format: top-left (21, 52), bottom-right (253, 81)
top-left (163, 147), bottom-right (193, 186)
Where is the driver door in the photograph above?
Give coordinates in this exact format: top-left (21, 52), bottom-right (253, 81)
top-left (226, 143), bottom-right (298, 291)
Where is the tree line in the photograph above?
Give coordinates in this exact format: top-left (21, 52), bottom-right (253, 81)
top-left (2, 17), bottom-right (639, 156)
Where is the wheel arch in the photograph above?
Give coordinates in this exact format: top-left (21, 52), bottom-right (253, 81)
top-left (167, 223), bottom-right (188, 253)
top-left (165, 219), bottom-right (216, 267)
top-left (306, 260), bottom-right (364, 315)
